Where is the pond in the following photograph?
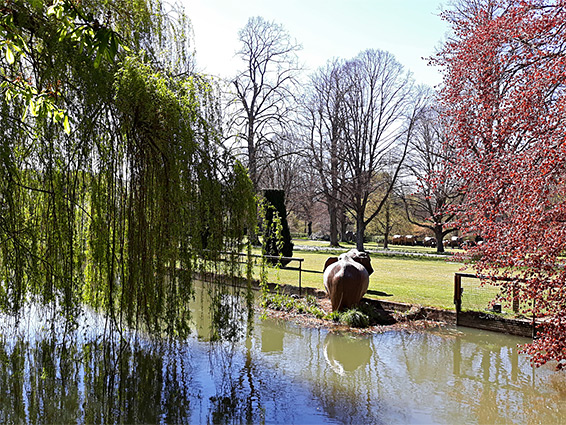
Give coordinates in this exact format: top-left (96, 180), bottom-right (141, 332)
top-left (0, 288), bottom-right (564, 424)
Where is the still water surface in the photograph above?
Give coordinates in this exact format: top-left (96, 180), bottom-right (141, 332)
top-left (0, 291), bottom-right (564, 424)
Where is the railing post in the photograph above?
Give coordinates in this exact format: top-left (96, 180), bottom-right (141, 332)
top-left (532, 298), bottom-right (536, 339)
top-left (512, 283), bottom-right (520, 313)
top-left (454, 273), bottom-right (462, 326)
top-left (298, 260), bottom-right (302, 297)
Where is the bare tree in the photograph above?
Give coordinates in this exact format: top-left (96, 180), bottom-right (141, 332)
top-left (368, 172), bottom-right (409, 249)
top-left (303, 59), bottom-right (348, 247)
top-left (231, 16), bottom-right (301, 190)
top-left (260, 131), bottom-right (303, 194)
top-left (402, 104), bottom-right (464, 252)
top-left (284, 161), bottom-right (319, 237)
top-left (340, 49), bottom-right (422, 251)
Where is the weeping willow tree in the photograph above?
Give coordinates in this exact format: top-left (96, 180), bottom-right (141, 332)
top-left (0, 0), bottom-right (256, 339)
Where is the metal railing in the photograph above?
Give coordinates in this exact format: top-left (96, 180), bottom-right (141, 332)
top-left (454, 272), bottom-right (536, 337)
top-left (212, 251), bottom-right (305, 295)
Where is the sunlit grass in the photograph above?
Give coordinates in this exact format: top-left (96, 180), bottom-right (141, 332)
top-left (292, 237), bottom-right (459, 255)
top-left (239, 241), bottom-right (517, 313)
top-left (244, 247), bottom-right (463, 310)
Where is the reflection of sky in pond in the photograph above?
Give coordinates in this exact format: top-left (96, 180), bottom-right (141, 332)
top-left (0, 297), bottom-right (564, 424)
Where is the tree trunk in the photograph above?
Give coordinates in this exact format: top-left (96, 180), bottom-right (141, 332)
top-left (246, 128), bottom-right (262, 246)
top-left (328, 203), bottom-right (339, 247)
top-left (339, 208), bottom-right (348, 243)
top-left (383, 201), bottom-right (391, 249)
top-left (356, 213), bottom-right (366, 251)
top-left (247, 127), bottom-right (257, 190)
top-left (329, 133), bottom-right (340, 247)
top-left (434, 225), bottom-right (445, 253)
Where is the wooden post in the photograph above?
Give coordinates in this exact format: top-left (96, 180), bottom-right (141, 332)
top-left (512, 283), bottom-right (520, 313)
top-left (298, 260), bottom-right (302, 297)
top-left (454, 273), bottom-right (462, 326)
top-left (532, 298), bottom-right (536, 339)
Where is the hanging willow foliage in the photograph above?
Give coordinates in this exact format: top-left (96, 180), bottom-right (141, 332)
top-left (0, 0), bottom-right (257, 339)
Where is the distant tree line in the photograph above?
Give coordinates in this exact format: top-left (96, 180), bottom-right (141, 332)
top-left (225, 17), bottom-right (463, 253)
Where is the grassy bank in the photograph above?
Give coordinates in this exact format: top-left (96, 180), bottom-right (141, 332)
top-left (246, 242), bottom-right (500, 312)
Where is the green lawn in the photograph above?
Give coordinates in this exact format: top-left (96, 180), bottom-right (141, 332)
top-left (242, 243), bottom-right (504, 312)
top-left (292, 237), bottom-right (460, 256)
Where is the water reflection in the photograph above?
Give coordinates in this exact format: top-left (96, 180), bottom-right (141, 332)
top-left (324, 332), bottom-right (373, 375)
top-left (261, 324), bottom-right (284, 353)
top-left (0, 335), bottom-right (193, 423)
top-left (0, 292), bottom-right (564, 424)
top-left (250, 320), bottom-right (566, 424)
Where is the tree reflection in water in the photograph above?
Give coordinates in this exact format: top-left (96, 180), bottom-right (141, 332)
top-left (0, 330), bottom-right (197, 423)
top-left (0, 305), bottom-right (330, 424)
top-left (0, 303), bottom-right (565, 424)
top-left (323, 332), bottom-right (373, 375)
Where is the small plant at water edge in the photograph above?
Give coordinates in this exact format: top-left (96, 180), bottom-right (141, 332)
top-left (262, 292), bottom-right (295, 311)
top-left (305, 295), bottom-right (318, 307)
top-left (261, 292), bottom-right (325, 319)
top-left (340, 309), bottom-right (370, 328)
top-left (306, 304), bottom-right (325, 319)
top-left (325, 311), bottom-right (342, 322)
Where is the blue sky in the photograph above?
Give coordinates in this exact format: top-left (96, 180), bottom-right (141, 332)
top-left (181, 0), bottom-right (451, 88)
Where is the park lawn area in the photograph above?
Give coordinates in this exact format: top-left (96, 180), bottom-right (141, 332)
top-left (292, 238), bottom-right (460, 256)
top-left (366, 256), bottom-right (462, 310)
top-left (248, 248), bottom-right (470, 311)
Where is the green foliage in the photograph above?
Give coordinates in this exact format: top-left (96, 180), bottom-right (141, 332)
top-left (0, 0), bottom-right (257, 340)
top-left (323, 308), bottom-right (371, 327)
top-left (0, 0), bottom-right (127, 132)
top-left (261, 189), bottom-right (294, 265)
top-left (339, 309), bottom-right (370, 328)
top-left (261, 291), bottom-right (296, 311)
top-left (305, 294), bottom-right (318, 307)
top-left (261, 291), bottom-right (325, 319)
top-left (305, 304), bottom-right (325, 319)
top-left (325, 311), bottom-right (342, 322)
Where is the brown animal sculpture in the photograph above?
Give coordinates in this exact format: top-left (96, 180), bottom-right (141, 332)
top-left (323, 249), bottom-right (374, 311)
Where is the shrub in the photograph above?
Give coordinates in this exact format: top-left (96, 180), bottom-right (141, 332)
top-left (305, 295), bottom-right (318, 307)
top-left (325, 311), bottom-right (342, 322)
top-left (340, 309), bottom-right (370, 328)
top-left (262, 189), bottom-right (294, 266)
top-left (306, 305), bottom-right (325, 319)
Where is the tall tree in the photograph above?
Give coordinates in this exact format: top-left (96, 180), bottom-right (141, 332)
top-left (0, 0), bottom-right (256, 339)
top-left (437, 0), bottom-right (566, 368)
top-left (340, 50), bottom-right (421, 251)
top-left (303, 59), bottom-right (348, 247)
top-left (231, 16), bottom-right (301, 190)
top-left (402, 104), bottom-right (463, 253)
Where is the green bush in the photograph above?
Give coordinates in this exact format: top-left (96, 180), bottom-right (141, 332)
top-left (263, 292), bottom-right (295, 311)
top-left (305, 294), bottom-right (318, 306)
top-left (340, 309), bottom-right (370, 328)
top-left (262, 190), bottom-right (294, 266)
top-left (325, 311), bottom-right (342, 322)
top-left (261, 292), bottom-right (324, 318)
top-left (306, 305), bottom-right (325, 319)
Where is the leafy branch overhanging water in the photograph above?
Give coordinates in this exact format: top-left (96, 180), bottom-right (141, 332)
top-left (0, 0), bottom-right (257, 340)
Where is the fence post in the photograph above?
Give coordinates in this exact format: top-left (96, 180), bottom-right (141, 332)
top-left (512, 283), bottom-right (520, 313)
top-left (298, 260), bottom-right (302, 297)
top-left (532, 298), bottom-right (536, 339)
top-left (454, 273), bottom-right (462, 326)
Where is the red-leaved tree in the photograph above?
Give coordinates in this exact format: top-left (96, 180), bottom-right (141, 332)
top-left (436, 0), bottom-right (566, 368)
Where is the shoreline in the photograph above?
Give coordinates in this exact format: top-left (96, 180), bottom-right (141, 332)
top-left (197, 272), bottom-right (536, 339)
